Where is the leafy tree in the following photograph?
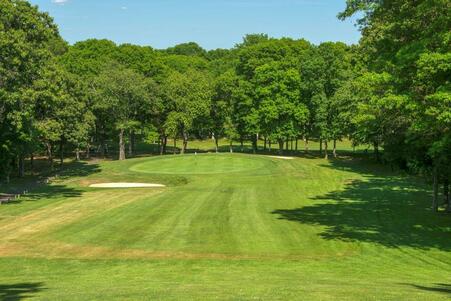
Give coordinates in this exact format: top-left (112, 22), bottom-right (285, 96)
top-left (229, 78), bottom-right (258, 152)
top-left (254, 62), bottom-right (308, 153)
top-left (236, 38), bottom-right (308, 80)
top-left (166, 42), bottom-right (207, 58)
top-left (343, 72), bottom-right (409, 162)
top-left (93, 64), bottom-right (154, 160)
top-left (32, 62), bottom-right (94, 168)
top-left (298, 46), bottom-right (324, 151)
top-left (211, 70), bottom-right (238, 152)
top-left (163, 70), bottom-right (213, 154)
top-left (114, 44), bottom-right (162, 77)
top-left (235, 38), bottom-right (311, 152)
top-left (0, 0), bottom-right (62, 181)
top-left (208, 48), bottom-right (238, 77)
top-left (314, 42), bottom-right (353, 158)
top-left (341, 0), bottom-right (451, 210)
top-left (236, 33), bottom-right (270, 48)
top-left (60, 39), bottom-right (118, 77)
top-left (162, 54), bottom-right (209, 73)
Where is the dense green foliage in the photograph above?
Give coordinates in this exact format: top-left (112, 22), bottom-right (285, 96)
top-left (339, 0), bottom-right (451, 211)
top-left (0, 0), bottom-right (449, 214)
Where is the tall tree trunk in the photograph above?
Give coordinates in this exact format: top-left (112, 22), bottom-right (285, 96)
top-left (86, 144), bottom-right (90, 159)
top-left (5, 160), bottom-right (11, 183)
top-left (47, 142), bottom-right (53, 170)
top-left (305, 137), bottom-right (309, 153)
top-left (173, 138), bottom-right (177, 155)
top-left (214, 136), bottom-right (219, 153)
top-left (240, 139), bottom-right (244, 152)
top-left (131, 130), bottom-right (135, 155)
top-left (181, 131), bottom-right (188, 154)
top-left (119, 129), bottom-right (126, 160)
top-left (444, 178), bottom-right (450, 212)
top-left (229, 140), bottom-right (233, 153)
top-left (333, 139), bottom-right (337, 158)
top-left (263, 137), bottom-right (267, 151)
top-left (59, 139), bottom-right (64, 169)
top-left (157, 137), bottom-right (161, 154)
top-left (18, 154), bottom-right (25, 178)
top-left (324, 140), bottom-right (329, 159)
top-left (128, 140), bottom-right (132, 156)
top-left (285, 138), bottom-right (289, 151)
top-left (30, 152), bottom-right (34, 172)
top-left (75, 148), bottom-right (80, 161)
top-left (278, 140), bottom-right (284, 155)
top-left (100, 135), bottom-right (106, 158)
top-left (163, 136), bottom-right (167, 155)
top-left (374, 142), bottom-right (380, 162)
top-left (128, 130), bottom-right (133, 157)
top-left (252, 135), bottom-right (257, 154)
top-left (319, 138), bottom-right (323, 156)
top-left (432, 165), bottom-right (439, 212)
top-left (100, 136), bottom-right (106, 157)
top-left (159, 136), bottom-right (165, 155)
top-left (255, 134), bottom-right (258, 153)
top-left (295, 139), bottom-right (298, 151)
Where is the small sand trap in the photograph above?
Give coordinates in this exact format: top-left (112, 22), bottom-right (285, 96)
top-left (267, 156), bottom-right (294, 160)
top-left (89, 183), bottom-right (166, 188)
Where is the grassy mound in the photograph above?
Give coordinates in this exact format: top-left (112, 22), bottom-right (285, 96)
top-left (130, 153), bottom-right (267, 174)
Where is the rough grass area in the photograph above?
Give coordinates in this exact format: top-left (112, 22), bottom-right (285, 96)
top-left (0, 152), bottom-right (449, 300)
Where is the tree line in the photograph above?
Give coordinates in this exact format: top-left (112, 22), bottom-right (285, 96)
top-left (0, 0), bottom-right (449, 211)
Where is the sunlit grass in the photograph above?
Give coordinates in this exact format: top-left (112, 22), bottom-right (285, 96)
top-left (0, 148), bottom-right (449, 300)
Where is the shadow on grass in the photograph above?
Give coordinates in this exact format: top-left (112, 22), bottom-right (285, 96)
top-left (0, 282), bottom-right (45, 300)
top-left (56, 161), bottom-right (101, 180)
top-left (1, 161), bottom-right (101, 193)
top-left (406, 283), bottom-right (451, 295)
top-left (4, 185), bottom-right (84, 206)
top-left (272, 158), bottom-right (451, 251)
top-left (1, 161), bottom-right (101, 206)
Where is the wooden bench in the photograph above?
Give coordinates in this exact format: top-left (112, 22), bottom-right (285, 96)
top-left (0, 194), bottom-right (17, 205)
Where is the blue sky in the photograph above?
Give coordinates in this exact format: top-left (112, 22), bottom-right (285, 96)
top-left (29, 0), bottom-right (361, 50)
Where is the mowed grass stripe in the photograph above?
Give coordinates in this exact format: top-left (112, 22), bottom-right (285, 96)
top-left (185, 177), bottom-right (240, 254)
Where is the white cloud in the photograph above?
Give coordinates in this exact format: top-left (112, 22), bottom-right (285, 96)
top-left (121, 6), bottom-right (128, 10)
top-left (52, 0), bottom-right (69, 5)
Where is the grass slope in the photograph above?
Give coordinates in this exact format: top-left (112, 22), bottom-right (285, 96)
top-left (0, 153), bottom-right (450, 300)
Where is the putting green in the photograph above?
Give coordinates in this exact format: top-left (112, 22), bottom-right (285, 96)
top-left (129, 154), bottom-right (267, 174)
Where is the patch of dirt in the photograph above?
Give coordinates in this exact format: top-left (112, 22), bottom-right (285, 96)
top-left (89, 183), bottom-right (166, 188)
top-left (267, 156), bottom-right (294, 160)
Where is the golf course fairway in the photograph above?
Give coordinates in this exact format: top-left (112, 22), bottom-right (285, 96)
top-left (0, 154), bottom-right (449, 300)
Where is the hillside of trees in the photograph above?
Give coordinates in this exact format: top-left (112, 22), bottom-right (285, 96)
top-left (0, 0), bottom-right (449, 211)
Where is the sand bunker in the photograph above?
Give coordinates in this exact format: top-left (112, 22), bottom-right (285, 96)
top-left (89, 183), bottom-right (165, 188)
top-left (267, 156), bottom-right (294, 160)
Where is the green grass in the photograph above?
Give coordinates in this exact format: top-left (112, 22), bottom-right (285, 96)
top-left (130, 154), bottom-right (266, 174)
top-left (0, 152), bottom-right (450, 300)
